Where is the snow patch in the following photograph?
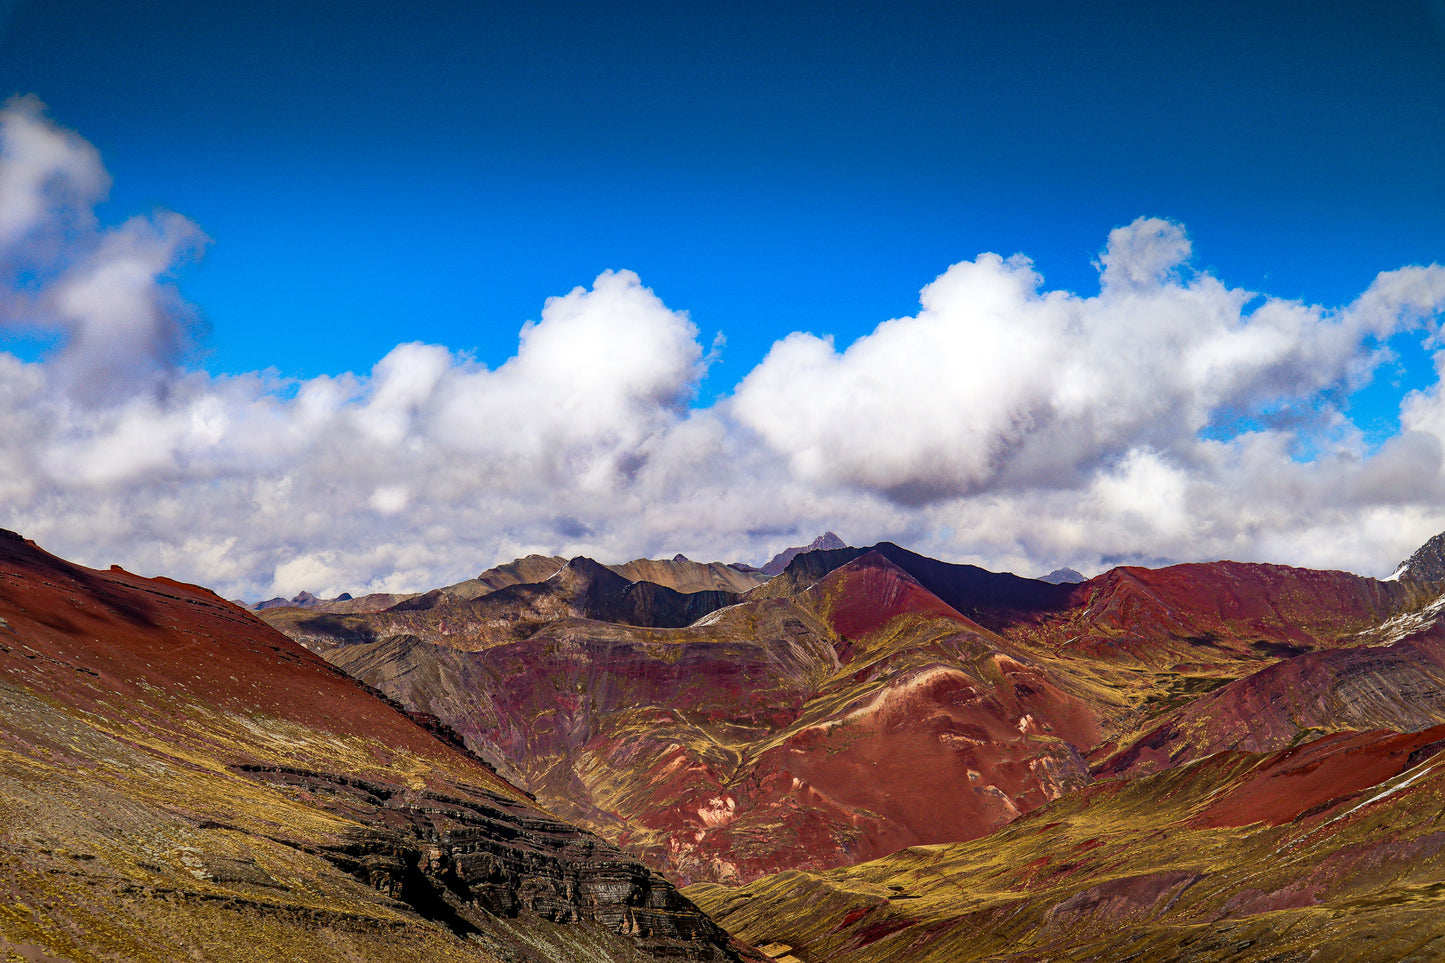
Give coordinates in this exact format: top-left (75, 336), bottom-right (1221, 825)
top-left (691, 602), bottom-right (745, 627)
top-left (1324, 754), bottom-right (1445, 827)
top-left (1358, 593), bottom-right (1445, 647)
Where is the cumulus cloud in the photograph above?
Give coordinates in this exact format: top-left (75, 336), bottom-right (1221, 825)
top-left (4, 104), bottom-right (1445, 598)
top-left (0, 97), bottom-right (206, 403)
top-left (0, 94), bottom-right (108, 246)
top-left (730, 217), bottom-right (1445, 503)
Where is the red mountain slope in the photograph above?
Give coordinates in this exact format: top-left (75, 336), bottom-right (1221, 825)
top-left (1099, 625), bottom-right (1445, 776)
top-left (689, 724), bottom-right (1445, 963)
top-left (1026, 560), bottom-right (1413, 660)
top-left (0, 530), bottom-right (760, 963)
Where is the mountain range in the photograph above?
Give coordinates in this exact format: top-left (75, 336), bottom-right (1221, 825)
top-left (5, 527), bottom-right (1445, 960)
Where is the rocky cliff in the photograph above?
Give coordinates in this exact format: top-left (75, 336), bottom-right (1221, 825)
top-left (1392, 529), bottom-right (1445, 584)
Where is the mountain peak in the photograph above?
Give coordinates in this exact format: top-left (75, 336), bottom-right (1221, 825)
top-left (1389, 530), bottom-right (1445, 583)
top-left (815, 549), bottom-right (974, 638)
top-left (548, 555), bottom-right (631, 596)
top-left (1040, 567), bottom-right (1087, 584)
top-left (761, 531), bottom-right (849, 576)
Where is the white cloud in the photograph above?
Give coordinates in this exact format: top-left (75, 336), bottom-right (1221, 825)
top-left (1096, 216), bottom-right (1193, 292)
top-left (0, 98), bottom-right (207, 403)
top-left (3, 104), bottom-right (1445, 597)
top-left (369, 485), bottom-right (411, 515)
top-left (729, 219), bottom-right (1445, 510)
top-left (0, 94), bottom-right (108, 247)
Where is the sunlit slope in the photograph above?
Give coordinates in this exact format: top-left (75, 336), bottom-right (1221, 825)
top-left (0, 530), bottom-right (759, 963)
top-left (689, 724), bottom-right (1445, 963)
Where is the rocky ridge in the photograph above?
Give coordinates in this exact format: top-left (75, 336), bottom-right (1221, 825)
top-left (1392, 529), bottom-right (1445, 583)
top-left (248, 554), bottom-right (767, 617)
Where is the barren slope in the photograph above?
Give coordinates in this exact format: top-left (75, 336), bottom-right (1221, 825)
top-left (690, 724), bottom-right (1445, 962)
top-left (0, 530), bottom-right (760, 963)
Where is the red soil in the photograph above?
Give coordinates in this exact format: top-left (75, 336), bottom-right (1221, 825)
top-left (1194, 725), bottom-right (1445, 828)
top-left (1072, 561), bottom-right (1403, 651)
top-left (820, 552), bottom-right (982, 640)
top-left (0, 531), bottom-right (523, 799)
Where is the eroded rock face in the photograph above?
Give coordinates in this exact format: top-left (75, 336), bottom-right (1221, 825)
top-left (242, 768), bottom-right (744, 959)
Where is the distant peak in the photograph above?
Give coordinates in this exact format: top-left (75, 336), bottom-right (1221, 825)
top-left (554, 555), bottom-right (625, 586)
top-left (245, 590), bottom-right (353, 611)
top-left (672, 553), bottom-right (689, 563)
top-left (761, 532), bottom-right (851, 577)
top-left (1040, 567), bottom-right (1086, 585)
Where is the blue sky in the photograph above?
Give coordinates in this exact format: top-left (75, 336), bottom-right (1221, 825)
top-left (6, 0), bottom-right (1442, 390)
top-left (1, 0), bottom-right (1445, 595)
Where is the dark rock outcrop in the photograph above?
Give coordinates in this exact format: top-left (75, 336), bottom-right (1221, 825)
top-left (244, 767), bottom-right (749, 961)
top-left (1393, 528), bottom-right (1445, 584)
